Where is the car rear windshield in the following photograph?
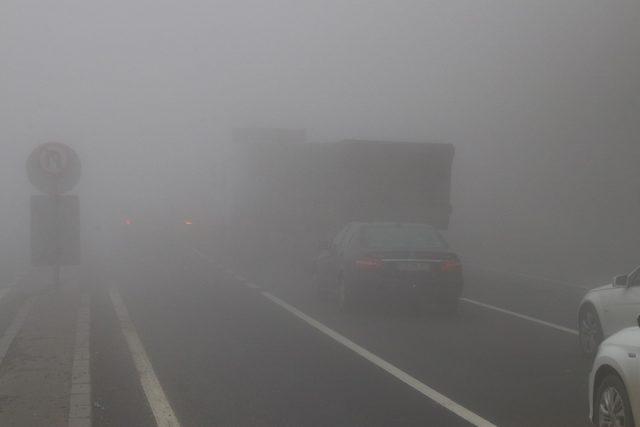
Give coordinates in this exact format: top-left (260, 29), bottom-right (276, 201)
top-left (360, 224), bottom-right (447, 250)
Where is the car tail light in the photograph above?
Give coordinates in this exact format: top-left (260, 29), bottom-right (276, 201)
top-left (441, 259), bottom-right (461, 273)
top-left (355, 257), bottom-right (384, 270)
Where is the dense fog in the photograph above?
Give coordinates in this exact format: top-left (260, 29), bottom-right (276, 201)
top-left (1, 0), bottom-right (639, 284)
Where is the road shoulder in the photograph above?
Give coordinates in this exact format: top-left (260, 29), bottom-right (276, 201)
top-left (0, 275), bottom-right (87, 426)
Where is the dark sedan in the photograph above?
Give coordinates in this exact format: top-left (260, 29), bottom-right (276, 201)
top-left (313, 222), bottom-right (463, 313)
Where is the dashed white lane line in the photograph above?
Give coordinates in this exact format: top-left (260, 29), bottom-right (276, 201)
top-left (261, 291), bottom-right (497, 427)
top-left (109, 288), bottom-right (182, 427)
top-left (0, 298), bottom-right (34, 366)
top-left (461, 298), bottom-right (578, 335)
top-left (68, 293), bottom-right (92, 427)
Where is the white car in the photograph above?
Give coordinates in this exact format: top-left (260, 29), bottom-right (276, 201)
top-left (579, 266), bottom-right (640, 356)
top-left (589, 322), bottom-right (640, 426)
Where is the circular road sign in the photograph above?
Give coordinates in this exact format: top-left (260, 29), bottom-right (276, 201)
top-left (27, 142), bottom-right (81, 194)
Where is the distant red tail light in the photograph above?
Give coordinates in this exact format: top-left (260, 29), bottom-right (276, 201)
top-left (355, 257), bottom-right (384, 270)
top-left (441, 259), bottom-right (462, 273)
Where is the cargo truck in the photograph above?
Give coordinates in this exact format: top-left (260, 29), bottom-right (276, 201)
top-left (220, 137), bottom-right (455, 267)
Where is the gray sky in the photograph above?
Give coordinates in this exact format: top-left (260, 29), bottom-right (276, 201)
top-left (1, 1), bottom-right (639, 268)
top-left (2, 1), bottom-right (637, 146)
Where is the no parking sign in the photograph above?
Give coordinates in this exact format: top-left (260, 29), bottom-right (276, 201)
top-left (27, 142), bottom-right (81, 195)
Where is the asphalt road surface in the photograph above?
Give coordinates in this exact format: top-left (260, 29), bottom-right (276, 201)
top-left (90, 241), bottom-right (594, 427)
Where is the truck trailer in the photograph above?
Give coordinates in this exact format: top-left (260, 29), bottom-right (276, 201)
top-left (221, 137), bottom-right (455, 265)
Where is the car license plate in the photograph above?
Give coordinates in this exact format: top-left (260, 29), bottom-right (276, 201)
top-left (397, 262), bottom-right (431, 272)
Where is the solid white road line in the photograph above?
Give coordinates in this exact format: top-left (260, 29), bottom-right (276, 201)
top-left (109, 288), bottom-right (182, 427)
top-left (68, 293), bottom-right (92, 427)
top-left (0, 299), bottom-right (34, 366)
top-left (261, 291), bottom-right (497, 427)
top-left (461, 298), bottom-right (578, 335)
top-left (191, 248), bottom-right (571, 424)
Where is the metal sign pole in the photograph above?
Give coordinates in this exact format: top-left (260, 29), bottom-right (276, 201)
top-left (53, 194), bottom-right (61, 287)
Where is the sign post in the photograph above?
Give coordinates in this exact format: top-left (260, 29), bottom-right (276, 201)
top-left (27, 143), bottom-right (82, 286)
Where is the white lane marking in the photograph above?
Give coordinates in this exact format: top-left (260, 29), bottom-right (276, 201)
top-left (468, 264), bottom-right (590, 291)
top-left (461, 298), bottom-right (578, 335)
top-left (0, 298), bottom-right (34, 366)
top-left (192, 248), bottom-right (577, 334)
top-left (109, 288), bottom-right (182, 427)
top-left (261, 291), bottom-right (497, 427)
top-left (192, 249), bottom-right (578, 423)
top-left (68, 293), bottom-right (92, 426)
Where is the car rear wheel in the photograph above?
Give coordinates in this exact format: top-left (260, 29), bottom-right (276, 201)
top-left (595, 374), bottom-right (634, 427)
top-left (579, 305), bottom-right (603, 357)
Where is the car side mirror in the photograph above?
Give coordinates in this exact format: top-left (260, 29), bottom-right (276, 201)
top-left (614, 274), bottom-right (629, 287)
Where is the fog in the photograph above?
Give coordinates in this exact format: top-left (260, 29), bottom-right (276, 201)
top-left (1, 0), bottom-right (639, 283)
top-left (4, 3), bottom-right (640, 426)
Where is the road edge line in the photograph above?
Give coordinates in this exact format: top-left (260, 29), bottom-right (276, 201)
top-left (109, 288), bottom-right (182, 427)
top-left (261, 291), bottom-right (497, 427)
top-left (461, 297), bottom-right (578, 335)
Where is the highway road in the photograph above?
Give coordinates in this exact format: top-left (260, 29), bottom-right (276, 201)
top-left (88, 241), bottom-right (595, 427)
